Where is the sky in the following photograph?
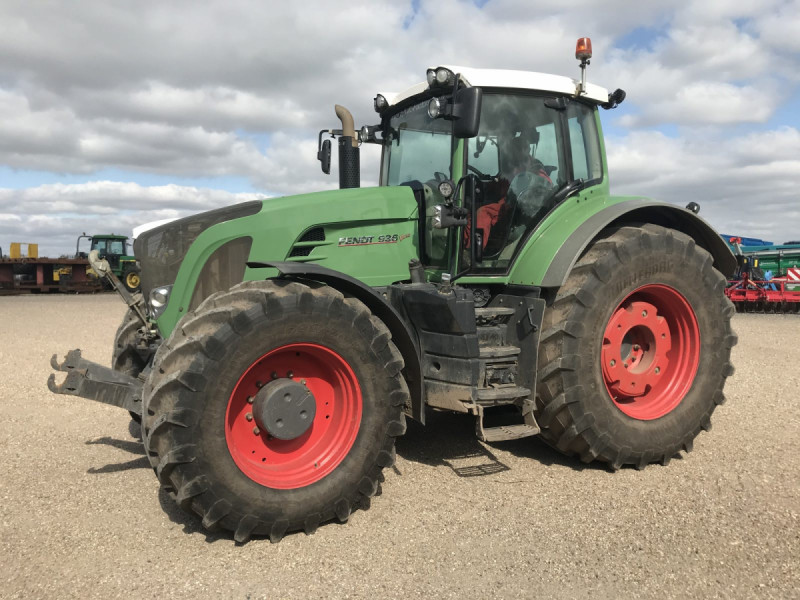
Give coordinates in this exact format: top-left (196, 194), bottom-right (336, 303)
top-left (1, 0), bottom-right (799, 257)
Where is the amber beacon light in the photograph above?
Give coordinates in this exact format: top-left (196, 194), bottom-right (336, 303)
top-left (576, 37), bottom-right (593, 94)
top-left (575, 37), bottom-right (593, 61)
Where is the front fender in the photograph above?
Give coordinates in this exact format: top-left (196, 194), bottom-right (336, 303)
top-left (247, 261), bottom-right (425, 424)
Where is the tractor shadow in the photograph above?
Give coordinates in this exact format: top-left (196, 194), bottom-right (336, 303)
top-left (156, 488), bottom-right (231, 543)
top-left (395, 409), bottom-right (607, 476)
top-left (84, 420), bottom-right (150, 474)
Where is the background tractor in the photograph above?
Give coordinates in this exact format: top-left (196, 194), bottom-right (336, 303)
top-left (76, 233), bottom-right (140, 293)
top-left (49, 39), bottom-right (737, 543)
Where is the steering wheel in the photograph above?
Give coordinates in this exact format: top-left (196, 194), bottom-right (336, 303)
top-left (467, 164), bottom-right (488, 178)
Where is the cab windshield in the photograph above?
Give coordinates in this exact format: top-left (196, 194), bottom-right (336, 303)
top-left (381, 99), bottom-right (453, 186)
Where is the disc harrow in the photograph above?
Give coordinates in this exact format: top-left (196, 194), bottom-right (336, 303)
top-left (725, 274), bottom-right (800, 313)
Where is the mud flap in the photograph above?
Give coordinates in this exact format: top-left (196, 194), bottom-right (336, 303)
top-left (48, 349), bottom-right (143, 416)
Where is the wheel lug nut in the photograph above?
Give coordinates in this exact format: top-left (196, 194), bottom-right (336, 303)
top-left (301, 379), bottom-right (307, 385)
top-left (287, 370), bottom-right (294, 379)
top-left (256, 381), bottom-right (264, 389)
top-left (655, 367), bottom-right (660, 374)
top-left (633, 344), bottom-right (640, 351)
top-left (641, 310), bottom-right (648, 318)
top-left (245, 413), bottom-right (253, 421)
top-left (247, 396), bottom-right (254, 404)
top-left (271, 372), bottom-right (278, 380)
top-left (253, 426), bottom-right (261, 435)
top-left (610, 359), bottom-right (616, 367)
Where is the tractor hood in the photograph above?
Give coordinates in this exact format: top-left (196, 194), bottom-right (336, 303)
top-left (138, 186), bottom-right (420, 333)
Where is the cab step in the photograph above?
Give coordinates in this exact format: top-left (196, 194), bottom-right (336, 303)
top-left (479, 424), bottom-right (541, 443)
top-left (474, 404), bottom-right (541, 442)
top-left (479, 345), bottom-right (520, 359)
top-left (477, 385), bottom-right (530, 405)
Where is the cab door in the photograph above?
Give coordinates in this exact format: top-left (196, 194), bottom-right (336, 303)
top-left (458, 94), bottom-right (602, 276)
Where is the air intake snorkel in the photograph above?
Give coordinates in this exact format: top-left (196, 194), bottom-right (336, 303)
top-left (335, 105), bottom-right (360, 189)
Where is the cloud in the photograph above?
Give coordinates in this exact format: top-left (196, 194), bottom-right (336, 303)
top-left (0, 0), bottom-right (797, 255)
top-left (0, 181), bottom-right (263, 257)
top-left (606, 126), bottom-right (800, 242)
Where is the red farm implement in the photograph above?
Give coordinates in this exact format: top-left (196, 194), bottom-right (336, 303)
top-left (725, 269), bottom-right (800, 313)
top-left (726, 235), bottom-right (800, 313)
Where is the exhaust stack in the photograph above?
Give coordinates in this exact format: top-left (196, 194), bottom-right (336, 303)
top-left (335, 105), bottom-right (360, 189)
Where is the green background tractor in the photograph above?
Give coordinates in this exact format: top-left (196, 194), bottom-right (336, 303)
top-left (76, 233), bottom-right (141, 293)
top-left (50, 40), bottom-right (737, 543)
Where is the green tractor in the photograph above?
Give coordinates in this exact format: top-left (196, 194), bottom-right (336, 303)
top-left (76, 233), bottom-right (141, 293)
top-left (49, 39), bottom-right (737, 542)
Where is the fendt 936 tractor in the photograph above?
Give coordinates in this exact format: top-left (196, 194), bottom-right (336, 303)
top-left (49, 39), bottom-right (737, 542)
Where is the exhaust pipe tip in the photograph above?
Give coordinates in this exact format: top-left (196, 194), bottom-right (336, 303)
top-left (334, 105), bottom-right (360, 189)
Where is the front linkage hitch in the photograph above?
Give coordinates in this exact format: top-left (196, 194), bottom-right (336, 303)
top-left (48, 349), bottom-right (144, 417)
top-left (48, 249), bottom-right (151, 418)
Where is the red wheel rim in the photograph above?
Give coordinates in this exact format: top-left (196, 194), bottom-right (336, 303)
top-left (225, 343), bottom-right (362, 489)
top-left (601, 284), bottom-right (700, 420)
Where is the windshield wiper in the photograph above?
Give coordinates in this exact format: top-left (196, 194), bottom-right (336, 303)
top-left (551, 178), bottom-right (585, 204)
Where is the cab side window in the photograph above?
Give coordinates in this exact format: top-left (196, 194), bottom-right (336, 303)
top-left (567, 103), bottom-right (602, 182)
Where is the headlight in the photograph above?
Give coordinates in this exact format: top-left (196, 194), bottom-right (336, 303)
top-left (428, 67), bottom-right (455, 88)
top-left (374, 94), bottom-right (388, 112)
top-left (427, 97), bottom-right (443, 119)
top-left (435, 67), bottom-right (455, 86)
top-left (149, 285), bottom-right (173, 319)
top-left (438, 180), bottom-right (455, 199)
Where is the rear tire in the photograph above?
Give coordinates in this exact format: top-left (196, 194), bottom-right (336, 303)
top-left (141, 280), bottom-right (409, 542)
top-left (535, 225), bottom-right (737, 469)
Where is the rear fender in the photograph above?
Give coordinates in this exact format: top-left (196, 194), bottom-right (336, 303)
top-left (523, 199), bottom-right (736, 289)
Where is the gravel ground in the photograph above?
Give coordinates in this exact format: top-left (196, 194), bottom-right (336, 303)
top-left (0, 294), bottom-right (798, 599)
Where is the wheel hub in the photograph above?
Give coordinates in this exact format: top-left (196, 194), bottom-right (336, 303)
top-left (600, 285), bottom-right (700, 420)
top-left (253, 379), bottom-right (316, 440)
top-left (601, 300), bottom-right (670, 397)
top-left (225, 342), bottom-right (363, 489)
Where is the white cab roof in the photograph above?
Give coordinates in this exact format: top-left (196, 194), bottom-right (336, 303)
top-left (132, 217), bottom-right (179, 239)
top-left (384, 65), bottom-right (609, 107)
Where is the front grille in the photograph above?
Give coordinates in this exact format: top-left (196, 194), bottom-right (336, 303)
top-left (299, 227), bottom-right (325, 242)
top-left (289, 246), bottom-right (313, 257)
top-left (286, 227), bottom-right (326, 261)
top-left (134, 200), bottom-right (262, 300)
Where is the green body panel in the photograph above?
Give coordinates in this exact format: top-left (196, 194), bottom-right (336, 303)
top-left (507, 186), bottom-right (626, 285)
top-left (157, 186), bottom-right (419, 336)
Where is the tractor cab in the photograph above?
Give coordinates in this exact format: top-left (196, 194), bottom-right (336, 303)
top-left (377, 82), bottom-right (607, 275)
top-left (320, 39), bottom-right (625, 282)
top-left (89, 235), bottom-right (128, 270)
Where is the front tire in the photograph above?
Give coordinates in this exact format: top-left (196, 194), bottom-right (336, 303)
top-left (141, 280), bottom-right (409, 542)
top-left (535, 225), bottom-right (737, 469)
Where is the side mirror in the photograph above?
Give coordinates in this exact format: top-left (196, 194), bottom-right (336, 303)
top-left (318, 139), bottom-right (331, 174)
top-left (452, 87), bottom-right (482, 139)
